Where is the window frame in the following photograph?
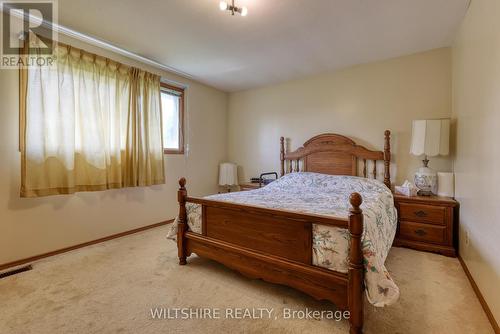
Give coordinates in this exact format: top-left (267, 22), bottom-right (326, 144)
top-left (160, 82), bottom-right (185, 155)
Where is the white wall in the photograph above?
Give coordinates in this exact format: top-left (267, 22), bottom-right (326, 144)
top-left (227, 48), bottom-right (452, 185)
top-left (0, 35), bottom-right (227, 265)
top-left (452, 0), bottom-right (500, 324)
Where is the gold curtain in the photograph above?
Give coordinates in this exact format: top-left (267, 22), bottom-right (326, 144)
top-left (19, 43), bottom-right (165, 197)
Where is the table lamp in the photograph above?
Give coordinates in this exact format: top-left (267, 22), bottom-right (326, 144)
top-left (219, 162), bottom-right (238, 192)
top-left (410, 119), bottom-right (450, 196)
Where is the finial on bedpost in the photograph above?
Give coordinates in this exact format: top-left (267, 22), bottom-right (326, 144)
top-left (280, 136), bottom-right (285, 177)
top-left (349, 192), bottom-right (362, 212)
top-left (179, 177), bottom-right (186, 190)
top-left (348, 192), bottom-right (364, 334)
top-left (177, 177), bottom-right (188, 265)
top-left (383, 130), bottom-right (391, 189)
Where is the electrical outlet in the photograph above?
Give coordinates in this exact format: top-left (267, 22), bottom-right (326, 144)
top-left (465, 230), bottom-right (470, 246)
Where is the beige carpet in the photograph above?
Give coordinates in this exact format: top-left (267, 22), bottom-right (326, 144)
top-left (0, 225), bottom-right (493, 334)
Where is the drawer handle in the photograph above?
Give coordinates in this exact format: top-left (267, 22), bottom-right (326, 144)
top-left (414, 229), bottom-right (427, 237)
top-left (414, 210), bottom-right (427, 217)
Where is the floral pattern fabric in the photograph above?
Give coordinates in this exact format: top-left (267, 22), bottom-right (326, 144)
top-left (167, 172), bottom-right (399, 307)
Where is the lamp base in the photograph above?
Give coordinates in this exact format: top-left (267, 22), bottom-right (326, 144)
top-left (218, 185), bottom-right (233, 193)
top-left (414, 159), bottom-right (437, 196)
top-left (416, 189), bottom-right (434, 196)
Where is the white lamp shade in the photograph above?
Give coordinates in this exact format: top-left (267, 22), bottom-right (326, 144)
top-left (219, 162), bottom-right (238, 186)
top-left (410, 119), bottom-right (450, 157)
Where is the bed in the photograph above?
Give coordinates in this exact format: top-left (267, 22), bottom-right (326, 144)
top-left (169, 131), bottom-right (397, 334)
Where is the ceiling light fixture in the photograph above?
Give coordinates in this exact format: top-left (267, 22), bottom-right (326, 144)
top-left (219, 1), bottom-right (248, 16)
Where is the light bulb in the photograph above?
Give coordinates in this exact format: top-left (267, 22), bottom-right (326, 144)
top-left (219, 1), bottom-right (228, 11)
top-left (241, 6), bottom-right (248, 16)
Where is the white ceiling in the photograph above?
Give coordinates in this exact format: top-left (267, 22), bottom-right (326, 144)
top-left (58, 0), bottom-right (470, 92)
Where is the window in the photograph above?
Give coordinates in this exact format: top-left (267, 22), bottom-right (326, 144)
top-left (160, 83), bottom-right (184, 154)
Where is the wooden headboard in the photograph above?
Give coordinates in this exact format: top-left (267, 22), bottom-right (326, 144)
top-left (280, 130), bottom-right (391, 188)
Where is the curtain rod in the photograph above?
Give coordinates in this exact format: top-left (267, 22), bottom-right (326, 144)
top-left (2, 4), bottom-right (191, 88)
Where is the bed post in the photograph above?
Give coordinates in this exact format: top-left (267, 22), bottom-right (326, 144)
top-left (177, 177), bottom-right (188, 265)
top-left (383, 130), bottom-right (391, 189)
top-left (348, 192), bottom-right (364, 334)
top-left (280, 136), bottom-right (285, 177)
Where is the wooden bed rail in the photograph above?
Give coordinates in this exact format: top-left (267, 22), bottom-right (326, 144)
top-left (176, 177), bottom-right (365, 333)
top-left (185, 196), bottom-right (349, 229)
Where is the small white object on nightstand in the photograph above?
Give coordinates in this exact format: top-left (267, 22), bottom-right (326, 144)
top-left (437, 172), bottom-right (454, 197)
top-left (395, 180), bottom-right (419, 197)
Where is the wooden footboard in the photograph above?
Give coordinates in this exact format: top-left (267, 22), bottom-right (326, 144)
top-left (176, 178), bottom-right (365, 334)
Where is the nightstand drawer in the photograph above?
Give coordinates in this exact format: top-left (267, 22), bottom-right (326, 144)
top-left (399, 203), bottom-right (446, 225)
top-left (399, 221), bottom-right (446, 244)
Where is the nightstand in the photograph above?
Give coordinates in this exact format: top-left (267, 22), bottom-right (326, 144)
top-left (239, 182), bottom-right (261, 191)
top-left (393, 194), bottom-right (458, 257)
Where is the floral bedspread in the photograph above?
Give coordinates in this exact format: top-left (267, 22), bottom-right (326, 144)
top-left (167, 172), bottom-right (399, 307)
